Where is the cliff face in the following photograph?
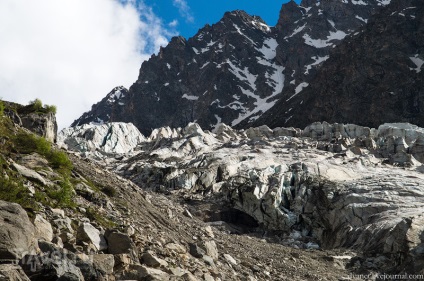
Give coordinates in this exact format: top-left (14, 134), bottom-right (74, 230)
top-left (72, 0), bottom-right (389, 134)
top-left (4, 101), bottom-right (58, 142)
top-left (256, 0), bottom-right (424, 129)
top-left (20, 112), bottom-right (58, 143)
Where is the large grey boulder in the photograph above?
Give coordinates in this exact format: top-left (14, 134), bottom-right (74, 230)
top-left (0, 200), bottom-right (35, 261)
top-left (32, 214), bottom-right (53, 242)
top-left (76, 223), bottom-right (107, 252)
top-left (104, 230), bottom-right (136, 256)
top-left (11, 162), bottom-right (46, 186)
top-left (19, 252), bottom-right (84, 281)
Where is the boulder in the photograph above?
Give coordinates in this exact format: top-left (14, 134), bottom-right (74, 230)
top-left (20, 252), bottom-right (84, 281)
top-left (201, 241), bottom-right (219, 261)
top-left (141, 252), bottom-right (168, 268)
top-left (104, 230), bottom-right (136, 256)
top-left (19, 153), bottom-right (49, 170)
top-left (74, 254), bottom-right (99, 281)
top-left (223, 254), bottom-right (237, 266)
top-left (164, 243), bottom-right (186, 254)
top-left (11, 162), bottom-right (47, 186)
top-left (91, 254), bottom-right (114, 275)
top-left (119, 265), bottom-right (170, 280)
top-left (32, 214), bottom-right (53, 242)
top-left (76, 223), bottom-right (107, 252)
top-left (188, 243), bottom-right (205, 258)
top-left (0, 200), bottom-right (35, 261)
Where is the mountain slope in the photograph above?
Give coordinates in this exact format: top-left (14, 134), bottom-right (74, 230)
top-left (72, 0), bottom-right (389, 134)
top-left (256, 0), bottom-right (424, 129)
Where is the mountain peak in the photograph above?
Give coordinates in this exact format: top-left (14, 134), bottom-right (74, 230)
top-left (72, 0), bottom-right (419, 135)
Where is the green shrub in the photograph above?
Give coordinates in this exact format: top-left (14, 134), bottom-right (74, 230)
top-left (43, 104), bottom-right (57, 114)
top-left (48, 150), bottom-right (73, 175)
top-left (26, 98), bottom-right (57, 115)
top-left (14, 132), bottom-right (51, 154)
top-left (48, 180), bottom-right (75, 208)
top-left (29, 98), bottom-right (43, 111)
top-left (0, 175), bottom-right (38, 211)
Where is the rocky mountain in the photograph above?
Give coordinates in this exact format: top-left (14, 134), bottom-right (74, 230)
top-left (256, 0), bottom-right (424, 129)
top-left (60, 120), bottom-right (424, 276)
top-left (72, 0), bottom-right (392, 134)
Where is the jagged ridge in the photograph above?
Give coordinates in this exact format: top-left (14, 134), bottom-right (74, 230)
top-left (72, 0), bottom-right (389, 134)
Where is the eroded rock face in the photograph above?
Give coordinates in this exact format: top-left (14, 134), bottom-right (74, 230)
top-left (0, 200), bottom-right (35, 261)
top-left (20, 112), bottom-right (58, 143)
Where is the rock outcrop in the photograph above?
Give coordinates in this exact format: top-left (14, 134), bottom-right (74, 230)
top-left (20, 112), bottom-right (58, 143)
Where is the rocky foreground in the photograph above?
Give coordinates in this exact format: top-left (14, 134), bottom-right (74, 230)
top-left (58, 121), bottom-right (424, 278)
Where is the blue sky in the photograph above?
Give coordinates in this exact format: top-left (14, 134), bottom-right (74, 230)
top-left (143, 0), bottom-right (299, 39)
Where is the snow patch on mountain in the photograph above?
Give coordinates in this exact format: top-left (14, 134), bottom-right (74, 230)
top-left (226, 60), bottom-right (257, 91)
top-left (352, 0), bottom-right (368, 5)
top-left (304, 56), bottom-right (330, 74)
top-left (303, 30), bottom-right (348, 48)
top-left (410, 55), bottom-right (424, 73)
top-left (285, 23), bottom-right (307, 39)
top-left (233, 24), bottom-right (257, 46)
top-left (107, 87), bottom-right (126, 104)
top-left (377, 0), bottom-right (391, 6)
top-left (182, 94), bottom-right (199, 101)
top-left (355, 15), bottom-right (368, 23)
top-left (287, 82), bottom-right (309, 101)
top-left (257, 38), bottom-right (278, 60)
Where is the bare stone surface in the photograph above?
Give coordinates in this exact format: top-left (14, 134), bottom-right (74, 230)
top-left (0, 201), bottom-right (35, 261)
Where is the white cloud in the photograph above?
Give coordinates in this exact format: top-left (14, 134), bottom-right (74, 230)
top-left (172, 0), bottom-right (194, 23)
top-left (0, 0), bottom-right (174, 129)
top-left (169, 19), bottom-right (179, 27)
